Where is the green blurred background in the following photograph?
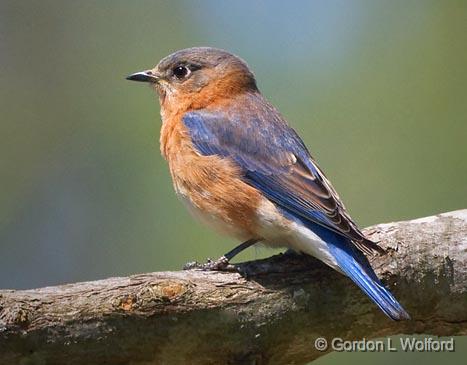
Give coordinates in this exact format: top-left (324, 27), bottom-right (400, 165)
top-left (1, 1), bottom-right (466, 364)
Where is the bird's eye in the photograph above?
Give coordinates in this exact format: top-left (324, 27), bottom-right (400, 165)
top-left (172, 65), bottom-right (190, 80)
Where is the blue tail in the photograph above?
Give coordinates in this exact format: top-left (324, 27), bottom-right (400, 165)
top-left (292, 214), bottom-right (410, 320)
top-left (277, 207), bottom-right (409, 320)
top-left (326, 234), bottom-right (410, 320)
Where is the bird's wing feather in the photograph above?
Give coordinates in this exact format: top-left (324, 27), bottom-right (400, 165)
top-left (183, 104), bottom-right (383, 255)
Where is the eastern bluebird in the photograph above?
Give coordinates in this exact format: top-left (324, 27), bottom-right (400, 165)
top-left (127, 47), bottom-right (409, 320)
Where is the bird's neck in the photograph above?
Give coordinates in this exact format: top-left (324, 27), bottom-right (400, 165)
top-left (161, 72), bottom-right (258, 115)
top-left (159, 90), bottom-right (263, 161)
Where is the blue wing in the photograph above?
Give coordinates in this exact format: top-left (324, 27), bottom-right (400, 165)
top-left (182, 100), bottom-right (383, 255)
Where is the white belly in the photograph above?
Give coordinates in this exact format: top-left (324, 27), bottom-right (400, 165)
top-left (254, 199), bottom-right (341, 272)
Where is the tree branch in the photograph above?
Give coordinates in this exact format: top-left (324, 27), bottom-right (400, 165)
top-left (1, 210), bottom-right (466, 365)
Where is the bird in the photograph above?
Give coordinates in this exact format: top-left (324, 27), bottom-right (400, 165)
top-left (126, 47), bottom-right (410, 320)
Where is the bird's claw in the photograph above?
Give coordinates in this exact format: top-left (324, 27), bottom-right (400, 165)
top-left (183, 256), bottom-right (237, 271)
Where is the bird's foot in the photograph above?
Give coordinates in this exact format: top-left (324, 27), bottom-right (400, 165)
top-left (183, 256), bottom-right (237, 272)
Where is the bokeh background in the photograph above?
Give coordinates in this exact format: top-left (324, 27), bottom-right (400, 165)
top-left (1, 1), bottom-right (466, 364)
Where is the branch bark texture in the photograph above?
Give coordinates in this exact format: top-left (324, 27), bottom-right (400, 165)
top-left (1, 210), bottom-right (466, 365)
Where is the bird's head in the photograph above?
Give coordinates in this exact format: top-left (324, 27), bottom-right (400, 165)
top-left (127, 47), bottom-right (258, 109)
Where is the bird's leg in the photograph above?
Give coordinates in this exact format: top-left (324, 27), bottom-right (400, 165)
top-left (183, 238), bottom-right (259, 271)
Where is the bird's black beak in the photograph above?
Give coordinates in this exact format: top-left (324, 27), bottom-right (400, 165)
top-left (126, 70), bottom-right (160, 83)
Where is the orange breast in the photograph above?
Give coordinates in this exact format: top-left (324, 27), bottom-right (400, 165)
top-left (160, 112), bottom-right (262, 239)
